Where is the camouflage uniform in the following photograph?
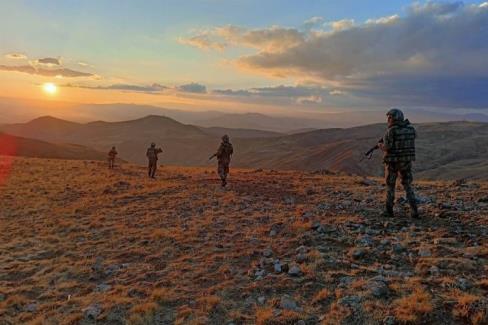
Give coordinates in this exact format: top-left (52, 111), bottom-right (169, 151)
top-left (215, 135), bottom-right (233, 187)
top-left (381, 109), bottom-right (419, 218)
top-left (146, 144), bottom-right (163, 178)
top-left (108, 147), bottom-right (117, 169)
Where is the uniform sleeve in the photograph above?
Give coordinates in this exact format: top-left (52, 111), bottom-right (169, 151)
top-left (216, 144), bottom-right (224, 156)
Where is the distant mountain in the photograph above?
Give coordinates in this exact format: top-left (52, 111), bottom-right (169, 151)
top-left (3, 115), bottom-right (488, 180)
top-left (0, 132), bottom-right (108, 161)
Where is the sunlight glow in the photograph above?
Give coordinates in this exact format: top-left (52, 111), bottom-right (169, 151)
top-left (42, 83), bottom-right (58, 95)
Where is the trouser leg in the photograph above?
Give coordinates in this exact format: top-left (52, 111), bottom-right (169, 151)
top-left (399, 162), bottom-right (418, 216)
top-left (385, 163), bottom-right (397, 214)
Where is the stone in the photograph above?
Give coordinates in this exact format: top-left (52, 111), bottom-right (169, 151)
top-left (263, 248), bottom-right (273, 258)
top-left (274, 262), bottom-right (282, 273)
top-left (280, 295), bottom-right (299, 311)
top-left (383, 315), bottom-right (396, 325)
top-left (25, 303), bottom-right (37, 312)
top-left (338, 295), bottom-right (362, 308)
top-left (295, 245), bottom-right (308, 255)
top-left (84, 303), bottom-right (102, 320)
top-left (95, 283), bottom-right (112, 292)
top-left (257, 296), bottom-right (266, 305)
top-left (352, 248), bottom-right (366, 259)
top-left (429, 266), bottom-right (440, 276)
top-left (456, 278), bottom-right (473, 291)
top-left (357, 235), bottom-right (374, 247)
top-left (295, 320), bottom-right (306, 325)
top-left (392, 243), bottom-right (406, 254)
top-left (288, 265), bottom-right (302, 277)
top-left (0, 294), bottom-right (5, 302)
top-left (418, 248), bottom-right (432, 257)
top-left (367, 279), bottom-right (389, 298)
top-left (296, 253), bottom-right (307, 264)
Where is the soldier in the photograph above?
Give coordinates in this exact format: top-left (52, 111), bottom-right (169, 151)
top-left (146, 142), bottom-right (163, 178)
top-left (378, 108), bottom-right (419, 218)
top-left (209, 135), bottom-right (233, 187)
top-left (108, 146), bottom-right (117, 169)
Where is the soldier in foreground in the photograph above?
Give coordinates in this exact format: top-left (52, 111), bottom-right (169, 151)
top-left (209, 135), bottom-right (234, 187)
top-left (378, 108), bottom-right (419, 219)
top-left (108, 146), bottom-right (118, 169)
top-left (146, 142), bottom-right (163, 178)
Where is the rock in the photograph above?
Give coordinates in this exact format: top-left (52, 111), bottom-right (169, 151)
top-left (380, 239), bottom-right (390, 246)
top-left (91, 257), bottom-right (104, 273)
top-left (84, 303), bottom-right (102, 320)
top-left (418, 247), bottom-right (432, 257)
top-left (429, 266), bottom-right (440, 276)
top-left (263, 248), bottom-right (273, 258)
top-left (357, 235), bottom-right (374, 247)
top-left (338, 276), bottom-right (354, 288)
top-left (274, 262), bottom-right (282, 273)
top-left (255, 269), bottom-right (266, 278)
top-left (280, 295), bottom-right (299, 311)
top-left (95, 283), bottom-right (111, 292)
top-left (383, 315), bottom-right (396, 325)
top-left (311, 222), bottom-right (322, 230)
top-left (296, 253), bottom-right (307, 264)
top-left (269, 229), bottom-right (277, 237)
top-left (288, 265), bottom-right (302, 277)
top-left (244, 297), bottom-right (255, 308)
top-left (295, 245), bottom-right (308, 255)
top-left (338, 295), bottom-right (362, 308)
top-left (24, 303), bottom-right (37, 313)
top-left (392, 243), bottom-right (406, 254)
top-left (295, 320), bottom-right (306, 325)
top-left (0, 294), bottom-right (5, 302)
top-left (366, 279), bottom-right (389, 298)
top-left (456, 278), bottom-right (473, 291)
top-left (352, 248), bottom-right (367, 259)
top-left (258, 296), bottom-right (266, 305)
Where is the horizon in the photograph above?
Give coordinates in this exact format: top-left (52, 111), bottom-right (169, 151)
top-left (1, 0), bottom-right (488, 121)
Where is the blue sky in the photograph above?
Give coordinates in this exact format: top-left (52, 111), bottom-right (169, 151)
top-left (1, 0), bottom-right (487, 114)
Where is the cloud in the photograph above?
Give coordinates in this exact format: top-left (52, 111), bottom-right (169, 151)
top-left (232, 2), bottom-right (488, 108)
top-left (0, 64), bottom-right (95, 78)
top-left (180, 25), bottom-right (305, 52)
top-left (177, 82), bottom-right (207, 93)
top-left (64, 83), bottom-right (167, 93)
top-left (302, 16), bottom-right (325, 30)
top-left (5, 53), bottom-right (27, 60)
top-left (36, 57), bottom-right (61, 66)
top-left (329, 19), bottom-right (355, 31)
top-left (296, 95), bottom-right (323, 105)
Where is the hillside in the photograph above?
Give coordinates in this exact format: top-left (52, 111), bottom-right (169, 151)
top-left (0, 133), bottom-right (108, 161)
top-left (0, 157), bottom-right (487, 324)
top-left (3, 116), bottom-right (488, 180)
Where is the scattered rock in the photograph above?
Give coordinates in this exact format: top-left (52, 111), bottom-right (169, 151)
top-left (357, 234), bottom-right (374, 247)
top-left (366, 278), bottom-right (389, 298)
top-left (263, 248), bottom-right (273, 258)
top-left (95, 283), bottom-right (111, 293)
top-left (274, 261), bottom-right (282, 273)
top-left (392, 243), bottom-right (406, 254)
top-left (24, 303), bottom-right (37, 313)
top-left (0, 294), bottom-right (5, 302)
top-left (257, 296), bottom-right (266, 305)
top-left (295, 245), bottom-right (308, 255)
top-left (351, 248), bottom-right (367, 259)
top-left (338, 295), bottom-right (362, 308)
top-left (418, 247), bottom-right (432, 257)
top-left (288, 265), bottom-right (302, 277)
top-left (280, 295), bottom-right (300, 311)
top-left (456, 278), bottom-right (473, 291)
top-left (429, 266), bottom-right (440, 276)
top-left (296, 253), bottom-right (307, 264)
top-left (383, 315), bottom-right (396, 325)
top-left (84, 303), bottom-right (102, 320)
top-left (433, 238), bottom-right (458, 245)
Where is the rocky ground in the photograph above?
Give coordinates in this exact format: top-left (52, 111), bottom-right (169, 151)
top-left (0, 157), bottom-right (487, 325)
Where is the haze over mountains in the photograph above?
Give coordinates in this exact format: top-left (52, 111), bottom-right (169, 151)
top-left (2, 114), bottom-right (488, 180)
top-left (2, 97), bottom-right (488, 132)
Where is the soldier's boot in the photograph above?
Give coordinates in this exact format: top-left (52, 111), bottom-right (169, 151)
top-left (381, 204), bottom-right (394, 218)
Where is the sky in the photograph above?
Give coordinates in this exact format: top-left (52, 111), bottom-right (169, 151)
top-left (1, 0), bottom-right (487, 116)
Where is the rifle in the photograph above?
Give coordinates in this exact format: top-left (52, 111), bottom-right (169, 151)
top-left (361, 138), bottom-right (383, 161)
top-left (208, 153), bottom-right (217, 161)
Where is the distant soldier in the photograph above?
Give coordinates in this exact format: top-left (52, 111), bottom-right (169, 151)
top-left (108, 146), bottom-right (117, 169)
top-left (146, 143), bottom-right (163, 178)
top-left (378, 108), bottom-right (419, 218)
top-left (209, 135), bottom-right (233, 187)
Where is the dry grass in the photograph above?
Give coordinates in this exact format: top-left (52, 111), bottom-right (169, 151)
top-left (0, 156), bottom-right (487, 324)
top-left (393, 288), bottom-right (433, 323)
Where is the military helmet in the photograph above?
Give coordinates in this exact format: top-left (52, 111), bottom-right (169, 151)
top-left (386, 108), bottom-right (404, 122)
top-left (150, 142), bottom-right (156, 147)
top-left (222, 134), bottom-right (229, 142)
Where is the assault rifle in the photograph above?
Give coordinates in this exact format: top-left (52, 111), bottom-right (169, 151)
top-left (208, 153), bottom-right (217, 160)
top-left (361, 138), bottom-right (383, 161)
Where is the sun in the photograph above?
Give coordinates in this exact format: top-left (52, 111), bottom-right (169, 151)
top-left (42, 83), bottom-right (58, 95)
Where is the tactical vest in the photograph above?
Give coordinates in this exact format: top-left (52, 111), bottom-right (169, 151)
top-left (383, 124), bottom-right (416, 163)
top-left (147, 148), bottom-right (158, 160)
top-left (217, 142), bottom-right (233, 161)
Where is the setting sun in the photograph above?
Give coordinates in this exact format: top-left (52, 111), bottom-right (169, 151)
top-left (42, 82), bottom-right (57, 95)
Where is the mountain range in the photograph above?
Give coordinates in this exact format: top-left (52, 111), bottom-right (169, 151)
top-left (2, 114), bottom-right (488, 180)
